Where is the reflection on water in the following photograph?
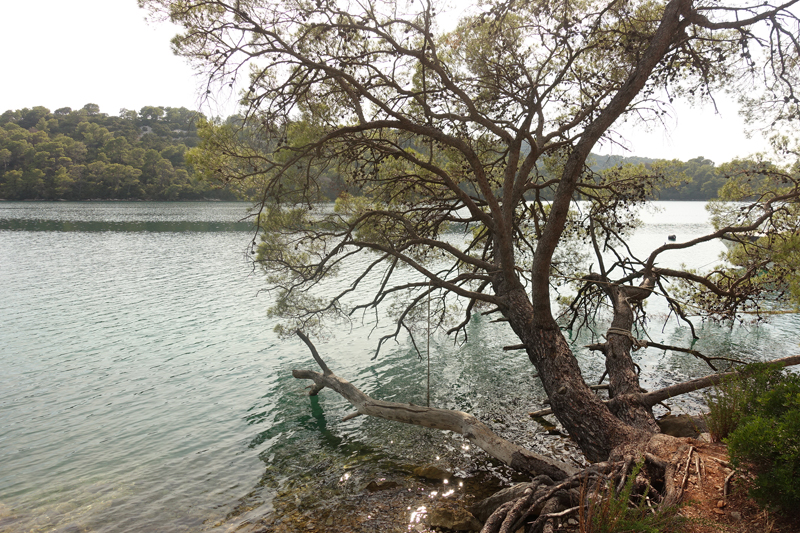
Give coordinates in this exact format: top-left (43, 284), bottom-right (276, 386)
top-left (0, 201), bottom-right (256, 232)
top-left (409, 505), bottom-right (427, 530)
top-left (0, 201), bottom-right (797, 532)
top-left (0, 219), bottom-right (254, 232)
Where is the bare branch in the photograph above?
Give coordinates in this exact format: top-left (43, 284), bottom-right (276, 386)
top-left (637, 354), bottom-right (800, 407)
top-left (292, 332), bottom-right (578, 480)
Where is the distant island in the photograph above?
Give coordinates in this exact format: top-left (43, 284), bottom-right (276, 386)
top-left (0, 103), bottom-right (726, 201)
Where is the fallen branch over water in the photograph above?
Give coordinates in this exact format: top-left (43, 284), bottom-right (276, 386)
top-left (291, 331), bottom-right (763, 532)
top-left (292, 330), bottom-right (578, 481)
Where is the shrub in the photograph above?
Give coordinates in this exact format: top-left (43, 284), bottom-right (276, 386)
top-left (726, 371), bottom-right (800, 511)
top-left (703, 377), bottom-right (746, 442)
top-left (580, 459), bottom-right (686, 533)
top-left (703, 363), bottom-right (787, 441)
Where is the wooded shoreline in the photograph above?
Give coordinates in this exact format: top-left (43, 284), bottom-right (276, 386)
top-left (1, 105), bottom-right (746, 204)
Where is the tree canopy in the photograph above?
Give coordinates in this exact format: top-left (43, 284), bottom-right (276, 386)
top-left (0, 104), bottom-right (249, 200)
top-left (141, 0), bottom-right (800, 526)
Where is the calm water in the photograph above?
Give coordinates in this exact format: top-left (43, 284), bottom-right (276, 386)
top-left (0, 201), bottom-right (797, 532)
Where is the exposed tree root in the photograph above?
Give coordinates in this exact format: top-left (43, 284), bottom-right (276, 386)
top-left (480, 435), bottom-right (691, 533)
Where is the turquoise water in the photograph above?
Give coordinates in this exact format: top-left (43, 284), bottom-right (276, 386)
top-left (0, 202), bottom-right (797, 532)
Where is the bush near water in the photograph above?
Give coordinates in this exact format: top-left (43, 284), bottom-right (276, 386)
top-left (704, 363), bottom-right (800, 511)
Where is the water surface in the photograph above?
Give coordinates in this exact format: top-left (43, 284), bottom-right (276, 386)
top-left (0, 201), bottom-right (796, 532)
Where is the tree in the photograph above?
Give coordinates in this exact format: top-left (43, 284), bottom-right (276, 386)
top-left (18, 106), bottom-right (51, 130)
top-left (53, 166), bottom-right (75, 198)
top-left (139, 105), bottom-right (165, 124)
top-left (119, 108), bottom-right (139, 122)
top-left (142, 0), bottom-right (800, 525)
top-left (0, 148), bottom-right (11, 171)
top-left (709, 157), bottom-right (800, 308)
top-left (0, 104), bottom-right (231, 201)
top-left (82, 103), bottom-right (101, 116)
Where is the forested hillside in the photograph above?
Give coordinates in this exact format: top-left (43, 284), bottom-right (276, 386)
top-left (589, 154), bottom-right (728, 200)
top-left (0, 103), bottom-right (756, 202)
top-left (0, 104), bottom-right (244, 201)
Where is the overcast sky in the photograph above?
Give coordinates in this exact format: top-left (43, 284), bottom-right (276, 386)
top-left (1, 0), bottom-right (238, 118)
top-left (1, 0), bottom-right (773, 164)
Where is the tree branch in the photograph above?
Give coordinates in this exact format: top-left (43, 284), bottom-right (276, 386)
top-left (529, 354), bottom-right (800, 417)
top-left (292, 331), bottom-right (578, 480)
top-left (636, 354), bottom-right (800, 408)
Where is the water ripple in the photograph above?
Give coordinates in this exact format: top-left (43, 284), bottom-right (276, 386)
top-left (1, 201), bottom-right (797, 532)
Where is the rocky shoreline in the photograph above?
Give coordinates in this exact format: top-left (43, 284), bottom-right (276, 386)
top-left (227, 414), bottom-right (711, 533)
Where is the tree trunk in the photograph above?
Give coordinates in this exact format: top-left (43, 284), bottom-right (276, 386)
top-left (602, 275), bottom-right (661, 432)
top-left (510, 270), bottom-right (663, 462)
top-left (526, 326), bottom-right (648, 462)
top-left (500, 287), bottom-right (648, 463)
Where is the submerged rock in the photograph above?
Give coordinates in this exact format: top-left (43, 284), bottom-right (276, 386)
top-left (412, 465), bottom-right (451, 480)
top-left (364, 480), bottom-right (401, 492)
top-left (428, 502), bottom-right (482, 532)
top-left (51, 525), bottom-right (82, 533)
top-left (657, 414), bottom-right (707, 438)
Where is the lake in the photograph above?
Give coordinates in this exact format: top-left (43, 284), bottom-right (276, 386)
top-left (1, 201), bottom-right (797, 532)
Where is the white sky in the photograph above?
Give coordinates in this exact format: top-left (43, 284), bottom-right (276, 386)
top-left (596, 97), bottom-right (773, 164)
top-left (0, 0), bottom-right (238, 119)
top-left (0, 0), bottom-right (774, 164)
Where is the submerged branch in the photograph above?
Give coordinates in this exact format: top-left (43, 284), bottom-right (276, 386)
top-left (292, 331), bottom-right (578, 480)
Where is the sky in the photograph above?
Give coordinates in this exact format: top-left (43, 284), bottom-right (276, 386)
top-left (1, 0), bottom-right (239, 118)
top-left (0, 0), bottom-right (774, 165)
top-left (595, 97), bottom-right (773, 164)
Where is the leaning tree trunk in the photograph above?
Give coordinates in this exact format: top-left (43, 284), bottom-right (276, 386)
top-left (501, 286), bottom-right (649, 463)
top-left (500, 0), bottom-right (695, 463)
top-left (595, 272), bottom-right (661, 433)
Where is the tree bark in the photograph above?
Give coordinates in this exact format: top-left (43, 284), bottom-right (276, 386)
top-left (524, 325), bottom-right (648, 462)
top-left (599, 273), bottom-right (660, 432)
top-left (497, 285), bottom-right (647, 463)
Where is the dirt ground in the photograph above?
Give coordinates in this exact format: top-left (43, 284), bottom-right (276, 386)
top-left (665, 439), bottom-right (798, 533)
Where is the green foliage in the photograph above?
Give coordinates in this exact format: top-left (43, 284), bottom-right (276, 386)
top-left (580, 459), bottom-right (686, 533)
top-left (724, 367), bottom-right (800, 511)
top-left (703, 363), bottom-right (788, 441)
top-left (703, 363), bottom-right (800, 510)
top-left (255, 204), bottom-right (346, 337)
top-left (587, 155), bottom-right (728, 201)
top-left (0, 104), bottom-right (242, 201)
top-left (703, 378), bottom-right (747, 442)
top-left (707, 159), bottom-right (800, 309)
top-left (188, 116), bottom-right (347, 203)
